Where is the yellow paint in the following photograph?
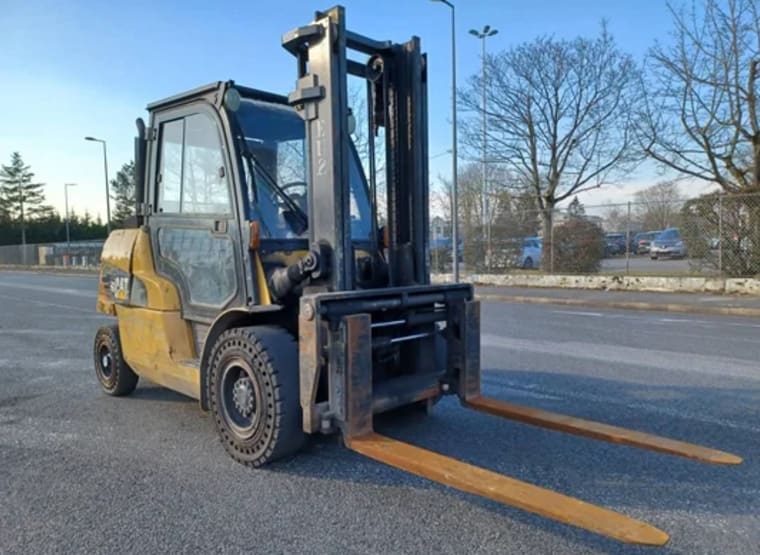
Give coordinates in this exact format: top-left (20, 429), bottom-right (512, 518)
top-left (116, 305), bottom-right (200, 399)
top-left (254, 252), bottom-right (271, 305)
top-left (131, 229), bottom-right (181, 310)
top-left (100, 229), bottom-right (139, 272)
top-left (99, 228), bottom-right (196, 398)
top-left (260, 249), bottom-right (307, 268)
top-left (97, 227), bottom-right (181, 314)
top-left (97, 230), bottom-right (139, 315)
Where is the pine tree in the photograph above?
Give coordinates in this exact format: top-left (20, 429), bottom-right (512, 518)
top-left (0, 189), bottom-right (8, 223)
top-left (111, 161), bottom-right (135, 227)
top-left (567, 196), bottom-right (586, 219)
top-left (0, 152), bottom-right (53, 243)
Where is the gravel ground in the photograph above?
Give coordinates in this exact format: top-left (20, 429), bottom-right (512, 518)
top-left (1, 271), bottom-right (758, 554)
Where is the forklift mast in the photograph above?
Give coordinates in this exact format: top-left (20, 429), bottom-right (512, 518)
top-left (282, 6), bottom-right (429, 291)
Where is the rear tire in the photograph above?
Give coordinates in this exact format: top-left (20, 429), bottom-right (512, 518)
top-left (522, 257), bottom-right (533, 270)
top-left (208, 326), bottom-right (305, 467)
top-left (93, 324), bottom-right (139, 396)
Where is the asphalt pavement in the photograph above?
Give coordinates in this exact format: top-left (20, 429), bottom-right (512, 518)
top-left (1, 271), bottom-right (758, 554)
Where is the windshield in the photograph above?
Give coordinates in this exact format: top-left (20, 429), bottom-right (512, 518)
top-left (656, 229), bottom-right (680, 241)
top-left (232, 98), bottom-right (372, 241)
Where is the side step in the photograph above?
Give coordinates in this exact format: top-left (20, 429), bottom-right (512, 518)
top-left (465, 396), bottom-right (742, 466)
top-left (347, 433), bottom-right (669, 546)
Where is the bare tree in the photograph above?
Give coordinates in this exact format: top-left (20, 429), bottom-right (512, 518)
top-left (459, 26), bottom-right (644, 269)
top-left (641, 0), bottom-right (760, 193)
top-left (603, 206), bottom-right (629, 232)
top-left (435, 163), bottom-right (540, 271)
top-left (633, 180), bottom-right (683, 230)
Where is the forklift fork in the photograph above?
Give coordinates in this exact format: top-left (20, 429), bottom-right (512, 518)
top-left (336, 298), bottom-right (740, 546)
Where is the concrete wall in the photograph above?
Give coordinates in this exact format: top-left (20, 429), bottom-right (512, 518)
top-left (432, 272), bottom-right (760, 296)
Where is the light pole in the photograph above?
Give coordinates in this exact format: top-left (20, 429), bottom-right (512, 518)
top-left (84, 136), bottom-right (111, 234)
top-left (469, 25), bottom-right (497, 270)
top-left (431, 0), bottom-right (459, 281)
top-left (64, 183), bottom-right (77, 264)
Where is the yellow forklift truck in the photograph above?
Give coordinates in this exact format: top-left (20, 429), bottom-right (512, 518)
top-left (93, 6), bottom-right (740, 546)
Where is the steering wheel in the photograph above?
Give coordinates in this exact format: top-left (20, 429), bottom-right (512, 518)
top-left (280, 181), bottom-right (308, 195)
top-left (279, 181), bottom-right (308, 213)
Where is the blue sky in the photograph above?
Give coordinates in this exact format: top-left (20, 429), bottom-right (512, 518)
top-left (1, 0), bottom-right (686, 220)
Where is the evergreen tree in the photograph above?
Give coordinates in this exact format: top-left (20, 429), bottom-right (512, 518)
top-left (0, 190), bottom-right (8, 223)
top-left (567, 196), bottom-right (586, 219)
top-left (111, 161), bottom-right (135, 227)
top-left (0, 152), bottom-right (53, 243)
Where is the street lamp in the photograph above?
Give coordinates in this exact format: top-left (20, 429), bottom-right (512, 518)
top-left (469, 25), bottom-right (498, 270)
top-left (431, 0), bottom-right (459, 281)
top-left (84, 136), bottom-right (111, 234)
top-left (64, 183), bottom-right (77, 264)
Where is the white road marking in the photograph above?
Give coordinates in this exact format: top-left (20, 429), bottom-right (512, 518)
top-left (0, 281), bottom-right (93, 297)
top-left (721, 321), bottom-right (760, 329)
top-left (0, 293), bottom-right (92, 314)
top-left (551, 310), bottom-right (604, 317)
top-left (0, 329), bottom-right (91, 336)
top-left (657, 318), bottom-right (707, 324)
top-left (481, 333), bottom-right (760, 381)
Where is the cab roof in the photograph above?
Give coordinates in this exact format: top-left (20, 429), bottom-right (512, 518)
top-left (146, 80), bottom-right (289, 113)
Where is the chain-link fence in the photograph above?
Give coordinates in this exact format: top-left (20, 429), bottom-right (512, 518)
top-left (430, 192), bottom-right (760, 278)
top-left (2, 194), bottom-right (758, 278)
top-left (0, 240), bottom-right (104, 268)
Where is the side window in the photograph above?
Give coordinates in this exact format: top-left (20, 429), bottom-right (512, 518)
top-left (183, 113), bottom-right (231, 214)
top-left (157, 120), bottom-right (183, 213)
top-left (156, 112), bottom-right (231, 214)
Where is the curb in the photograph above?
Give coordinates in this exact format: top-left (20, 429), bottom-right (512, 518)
top-left (477, 293), bottom-right (760, 318)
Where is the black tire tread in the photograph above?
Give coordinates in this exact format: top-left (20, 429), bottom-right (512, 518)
top-left (93, 324), bottom-right (139, 396)
top-left (208, 325), bottom-right (305, 467)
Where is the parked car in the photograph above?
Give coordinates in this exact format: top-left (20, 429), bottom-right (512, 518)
top-left (518, 237), bottom-right (542, 269)
top-left (650, 228), bottom-right (687, 259)
top-left (633, 231), bottom-right (658, 254)
top-left (604, 233), bottom-right (627, 256)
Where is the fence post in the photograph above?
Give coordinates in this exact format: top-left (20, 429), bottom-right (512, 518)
top-left (625, 201), bottom-right (631, 274)
top-left (718, 195), bottom-right (723, 274)
top-left (550, 209), bottom-right (555, 274)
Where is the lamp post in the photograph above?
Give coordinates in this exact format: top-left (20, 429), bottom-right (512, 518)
top-left (431, 0), bottom-right (459, 281)
top-left (64, 183), bottom-right (77, 264)
top-left (84, 136), bottom-right (111, 234)
top-left (469, 25), bottom-right (497, 270)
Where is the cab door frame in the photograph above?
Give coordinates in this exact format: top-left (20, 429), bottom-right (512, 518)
top-left (145, 99), bottom-right (248, 324)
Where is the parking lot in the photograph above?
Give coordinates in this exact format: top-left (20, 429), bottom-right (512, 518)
top-left (601, 254), bottom-right (693, 274)
top-left (1, 271), bottom-right (758, 554)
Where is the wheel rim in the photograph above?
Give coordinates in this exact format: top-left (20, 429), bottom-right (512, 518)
top-left (98, 345), bottom-right (113, 379)
top-left (219, 358), bottom-right (264, 439)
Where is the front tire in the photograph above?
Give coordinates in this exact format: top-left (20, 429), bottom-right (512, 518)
top-left (93, 324), bottom-right (139, 396)
top-left (522, 257), bottom-right (534, 270)
top-left (208, 326), bottom-right (305, 467)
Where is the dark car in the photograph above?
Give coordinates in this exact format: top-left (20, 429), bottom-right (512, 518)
top-left (604, 233), bottom-right (627, 256)
top-left (650, 228), bottom-right (687, 259)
